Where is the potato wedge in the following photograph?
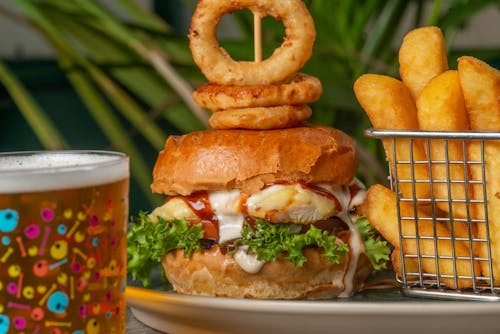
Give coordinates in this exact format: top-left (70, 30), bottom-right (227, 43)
top-left (354, 74), bottom-right (430, 200)
top-left (399, 26), bottom-right (448, 100)
top-left (458, 56), bottom-right (500, 131)
top-left (391, 248), bottom-right (420, 281)
top-left (458, 56), bottom-right (500, 283)
top-left (416, 70), bottom-right (473, 232)
top-left (366, 184), bottom-right (480, 289)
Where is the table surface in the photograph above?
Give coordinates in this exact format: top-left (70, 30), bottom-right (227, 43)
top-left (127, 307), bottom-right (163, 333)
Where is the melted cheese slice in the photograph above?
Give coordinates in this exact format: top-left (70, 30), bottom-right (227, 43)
top-left (151, 183), bottom-right (344, 225)
top-left (149, 197), bottom-right (197, 222)
top-left (246, 184), bottom-right (339, 223)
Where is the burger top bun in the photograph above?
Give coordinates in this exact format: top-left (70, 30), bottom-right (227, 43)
top-left (151, 125), bottom-right (358, 196)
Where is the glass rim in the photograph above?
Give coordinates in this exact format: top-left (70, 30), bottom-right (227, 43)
top-left (0, 150), bottom-right (128, 175)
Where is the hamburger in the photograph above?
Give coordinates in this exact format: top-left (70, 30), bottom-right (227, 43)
top-left (127, 125), bottom-right (390, 299)
top-left (127, 0), bottom-right (389, 300)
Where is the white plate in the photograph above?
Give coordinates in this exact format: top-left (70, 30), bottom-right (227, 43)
top-left (126, 285), bottom-right (500, 334)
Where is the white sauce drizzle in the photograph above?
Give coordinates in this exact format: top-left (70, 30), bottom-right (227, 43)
top-left (207, 190), bottom-right (264, 269)
top-left (319, 179), bottom-right (366, 297)
top-left (349, 178), bottom-right (367, 208)
top-left (233, 246), bottom-right (265, 273)
top-left (216, 214), bottom-right (245, 244)
top-left (208, 190), bottom-right (245, 244)
top-left (338, 211), bottom-right (364, 297)
top-left (149, 196), bottom-right (259, 271)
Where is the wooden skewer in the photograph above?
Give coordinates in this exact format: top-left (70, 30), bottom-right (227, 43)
top-left (253, 11), bottom-right (262, 63)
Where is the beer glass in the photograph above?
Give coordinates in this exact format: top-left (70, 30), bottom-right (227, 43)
top-left (0, 151), bottom-right (129, 334)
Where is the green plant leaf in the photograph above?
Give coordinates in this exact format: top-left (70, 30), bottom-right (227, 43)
top-left (38, 6), bottom-right (204, 133)
top-left (64, 0), bottom-right (209, 127)
top-left (360, 0), bottom-right (409, 70)
top-left (58, 54), bottom-right (156, 204)
top-left (115, 0), bottom-right (171, 34)
top-left (13, 1), bottom-right (169, 150)
top-left (0, 60), bottom-right (67, 150)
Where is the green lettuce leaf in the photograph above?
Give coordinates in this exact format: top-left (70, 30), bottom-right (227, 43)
top-left (232, 220), bottom-right (349, 267)
top-left (355, 215), bottom-right (391, 270)
top-left (127, 212), bottom-right (204, 287)
top-left (127, 213), bottom-right (390, 287)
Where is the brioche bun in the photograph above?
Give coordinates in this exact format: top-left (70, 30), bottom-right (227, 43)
top-left (150, 125), bottom-right (374, 300)
top-left (151, 125), bottom-right (358, 195)
top-left (163, 246), bottom-right (372, 299)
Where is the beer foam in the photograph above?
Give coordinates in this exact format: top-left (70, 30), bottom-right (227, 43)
top-left (0, 151), bottom-right (129, 193)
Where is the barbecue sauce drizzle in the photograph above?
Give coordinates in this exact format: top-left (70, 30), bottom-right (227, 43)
top-left (165, 182), bottom-right (362, 244)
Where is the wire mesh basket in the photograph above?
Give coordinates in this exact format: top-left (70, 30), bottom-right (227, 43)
top-left (365, 128), bottom-right (500, 301)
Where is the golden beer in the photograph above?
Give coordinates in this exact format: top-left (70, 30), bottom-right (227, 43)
top-left (0, 151), bottom-right (129, 334)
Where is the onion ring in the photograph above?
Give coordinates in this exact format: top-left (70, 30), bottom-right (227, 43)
top-left (193, 73), bottom-right (322, 111)
top-left (189, 0), bottom-right (316, 85)
top-left (209, 105), bottom-right (311, 130)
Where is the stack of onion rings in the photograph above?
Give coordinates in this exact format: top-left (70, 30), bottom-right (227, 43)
top-left (209, 105), bottom-right (312, 130)
top-left (189, 0), bottom-right (321, 130)
top-left (193, 73), bottom-right (322, 111)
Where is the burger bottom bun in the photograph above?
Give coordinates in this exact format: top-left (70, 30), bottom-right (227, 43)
top-left (162, 246), bottom-right (372, 299)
